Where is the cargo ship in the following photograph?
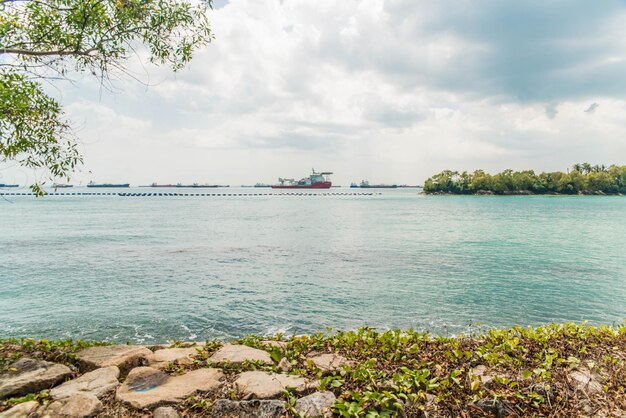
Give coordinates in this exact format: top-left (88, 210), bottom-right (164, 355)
top-left (0, 183), bottom-right (19, 188)
top-left (52, 183), bottom-right (73, 188)
top-left (271, 169), bottom-right (332, 189)
top-left (149, 183), bottom-right (177, 187)
top-left (87, 181), bottom-right (130, 188)
top-left (350, 180), bottom-right (397, 188)
top-left (176, 183), bottom-right (229, 188)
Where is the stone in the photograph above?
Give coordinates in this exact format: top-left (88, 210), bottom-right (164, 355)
top-left (474, 399), bottom-right (514, 418)
top-left (210, 399), bottom-right (286, 418)
top-left (42, 393), bottom-right (102, 418)
top-left (49, 366), bottom-right (120, 400)
top-left (147, 347), bottom-right (199, 369)
top-left (260, 341), bottom-right (287, 349)
top-left (424, 394), bottom-right (438, 410)
top-left (0, 401), bottom-right (39, 418)
top-left (295, 391), bottom-right (336, 418)
top-left (234, 371), bottom-right (316, 399)
top-left (76, 345), bottom-right (152, 374)
top-left (306, 353), bottom-right (352, 373)
top-left (209, 345), bottom-right (273, 365)
top-left (116, 366), bottom-right (224, 409)
top-left (569, 369), bottom-right (603, 394)
top-left (277, 358), bottom-right (292, 373)
top-left (153, 406), bottom-right (180, 418)
top-left (0, 358), bottom-right (73, 400)
top-left (469, 365), bottom-right (493, 385)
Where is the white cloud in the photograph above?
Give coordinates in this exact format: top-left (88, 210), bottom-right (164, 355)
top-left (4, 0), bottom-right (626, 186)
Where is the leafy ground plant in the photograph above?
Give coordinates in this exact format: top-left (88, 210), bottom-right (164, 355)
top-left (1, 322), bottom-right (624, 417)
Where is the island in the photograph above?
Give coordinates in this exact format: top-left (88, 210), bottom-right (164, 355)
top-left (423, 163), bottom-right (626, 195)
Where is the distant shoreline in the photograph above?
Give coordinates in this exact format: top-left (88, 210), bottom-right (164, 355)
top-left (423, 190), bottom-right (625, 196)
top-left (423, 164), bottom-right (626, 195)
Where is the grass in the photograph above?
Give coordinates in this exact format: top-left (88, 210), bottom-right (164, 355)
top-left (1, 322), bottom-right (625, 417)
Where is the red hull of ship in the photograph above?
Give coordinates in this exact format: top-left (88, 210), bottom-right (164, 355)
top-left (271, 182), bottom-right (332, 189)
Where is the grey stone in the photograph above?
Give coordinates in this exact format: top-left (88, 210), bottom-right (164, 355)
top-left (306, 353), bottom-right (352, 373)
top-left (76, 345), bottom-right (152, 373)
top-left (116, 366), bottom-right (224, 409)
top-left (424, 394), bottom-right (438, 412)
top-left (42, 393), bottom-right (102, 418)
top-left (295, 391), bottom-right (336, 418)
top-left (146, 347), bottom-right (199, 369)
top-left (234, 371), bottom-right (317, 399)
top-left (474, 399), bottom-right (514, 418)
top-left (277, 358), bottom-right (291, 373)
top-left (153, 406), bottom-right (180, 418)
top-left (0, 358), bottom-right (72, 400)
top-left (0, 401), bottom-right (39, 418)
top-left (49, 366), bottom-right (120, 400)
top-left (209, 345), bottom-right (272, 365)
top-left (569, 369), bottom-right (603, 394)
top-left (210, 399), bottom-right (286, 418)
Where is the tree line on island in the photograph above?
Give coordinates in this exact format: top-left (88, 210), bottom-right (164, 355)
top-left (424, 163), bottom-right (626, 195)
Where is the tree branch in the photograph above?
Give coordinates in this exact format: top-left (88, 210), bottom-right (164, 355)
top-left (0, 48), bottom-right (98, 56)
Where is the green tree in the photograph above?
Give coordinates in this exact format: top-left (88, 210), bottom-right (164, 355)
top-left (608, 165), bottom-right (626, 193)
top-left (511, 170), bottom-right (537, 192)
top-left (1, 0), bottom-right (213, 194)
top-left (581, 162), bottom-right (593, 174)
top-left (469, 170), bottom-right (492, 192)
top-left (587, 171), bottom-right (615, 193)
top-left (556, 171), bottom-right (586, 194)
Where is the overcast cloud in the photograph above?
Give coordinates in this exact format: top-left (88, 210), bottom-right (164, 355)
top-left (4, 0), bottom-right (626, 186)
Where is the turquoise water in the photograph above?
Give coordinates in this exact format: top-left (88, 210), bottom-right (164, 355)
top-left (1, 188), bottom-right (625, 343)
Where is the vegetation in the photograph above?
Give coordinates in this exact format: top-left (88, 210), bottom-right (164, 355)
top-left (423, 164), bottom-right (626, 195)
top-left (0, 0), bottom-right (213, 194)
top-left (2, 322), bottom-right (625, 417)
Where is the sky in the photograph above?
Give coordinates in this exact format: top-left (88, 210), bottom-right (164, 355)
top-left (4, 0), bottom-right (626, 186)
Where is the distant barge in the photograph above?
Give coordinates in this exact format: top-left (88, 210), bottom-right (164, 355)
top-left (146, 183), bottom-right (230, 188)
top-left (351, 180), bottom-right (398, 189)
top-left (176, 184), bottom-right (229, 188)
top-left (87, 182), bottom-right (130, 188)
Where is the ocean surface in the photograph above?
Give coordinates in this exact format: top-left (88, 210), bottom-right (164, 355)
top-left (1, 187), bottom-right (625, 343)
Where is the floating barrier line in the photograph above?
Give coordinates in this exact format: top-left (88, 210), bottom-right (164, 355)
top-left (0, 192), bottom-right (381, 197)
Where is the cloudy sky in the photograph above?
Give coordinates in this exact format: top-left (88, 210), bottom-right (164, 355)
top-left (6, 0), bottom-right (626, 186)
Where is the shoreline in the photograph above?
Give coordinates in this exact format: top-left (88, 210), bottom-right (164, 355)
top-left (1, 322), bottom-right (624, 417)
top-left (423, 190), bottom-right (625, 196)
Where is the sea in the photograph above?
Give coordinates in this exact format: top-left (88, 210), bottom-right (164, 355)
top-left (1, 187), bottom-right (625, 343)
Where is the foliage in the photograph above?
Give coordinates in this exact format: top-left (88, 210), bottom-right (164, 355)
top-left (5, 389), bottom-right (49, 406)
top-left (2, 322), bottom-right (625, 417)
top-left (0, 337), bottom-right (108, 371)
top-left (423, 164), bottom-right (626, 195)
top-left (227, 323), bottom-right (626, 417)
top-left (0, 0), bottom-right (213, 194)
top-left (0, 70), bottom-right (79, 196)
